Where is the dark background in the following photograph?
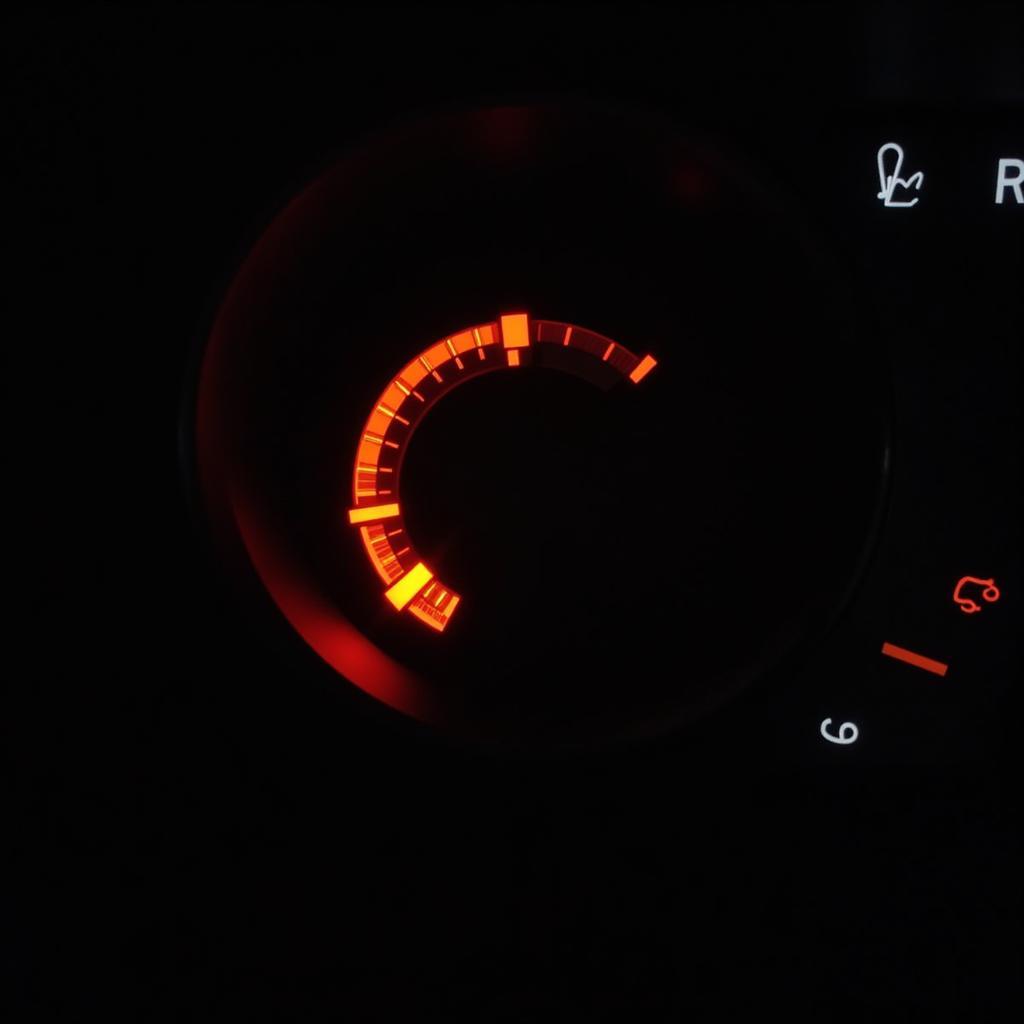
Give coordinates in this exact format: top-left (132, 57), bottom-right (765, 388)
top-left (5, 6), bottom-right (1021, 1019)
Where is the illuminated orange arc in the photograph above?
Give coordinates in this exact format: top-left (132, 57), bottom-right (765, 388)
top-left (347, 313), bottom-right (656, 632)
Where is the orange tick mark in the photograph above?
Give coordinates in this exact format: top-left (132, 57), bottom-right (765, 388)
top-left (629, 354), bottom-right (658, 384)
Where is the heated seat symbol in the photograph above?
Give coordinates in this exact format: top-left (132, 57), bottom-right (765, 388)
top-left (953, 576), bottom-right (1001, 614)
top-left (876, 142), bottom-right (924, 208)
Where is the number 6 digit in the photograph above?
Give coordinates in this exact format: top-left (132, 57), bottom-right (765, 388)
top-left (820, 718), bottom-right (859, 745)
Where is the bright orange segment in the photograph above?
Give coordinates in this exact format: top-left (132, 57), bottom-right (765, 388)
top-left (384, 562), bottom-right (434, 611)
top-left (355, 461), bottom-right (379, 497)
top-left (424, 340), bottom-right (453, 371)
top-left (450, 330), bottom-right (476, 354)
top-left (348, 502), bottom-right (400, 525)
top-left (381, 381), bottom-right (407, 409)
top-left (507, 350), bottom-right (520, 367)
top-left (500, 313), bottom-right (531, 349)
top-left (354, 441), bottom-right (381, 478)
top-left (629, 354), bottom-right (658, 383)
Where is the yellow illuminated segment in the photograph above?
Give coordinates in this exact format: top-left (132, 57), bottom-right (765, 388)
top-left (348, 502), bottom-right (401, 525)
top-left (500, 313), bottom-right (531, 349)
top-left (385, 562), bottom-right (434, 610)
top-left (629, 354), bottom-right (658, 383)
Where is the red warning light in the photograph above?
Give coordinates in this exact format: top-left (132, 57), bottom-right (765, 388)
top-left (952, 576), bottom-right (1001, 614)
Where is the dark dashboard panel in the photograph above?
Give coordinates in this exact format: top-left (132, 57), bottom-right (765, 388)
top-left (6, 7), bottom-right (1020, 1019)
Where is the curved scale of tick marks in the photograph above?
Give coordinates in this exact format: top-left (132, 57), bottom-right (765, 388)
top-left (346, 313), bottom-right (657, 632)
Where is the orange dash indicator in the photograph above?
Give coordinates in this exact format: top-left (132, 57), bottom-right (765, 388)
top-left (629, 354), bottom-right (658, 384)
top-left (881, 642), bottom-right (948, 677)
top-left (348, 502), bottom-right (401, 525)
top-left (507, 350), bottom-right (520, 367)
top-left (385, 562), bottom-right (434, 611)
top-left (500, 313), bottom-right (531, 349)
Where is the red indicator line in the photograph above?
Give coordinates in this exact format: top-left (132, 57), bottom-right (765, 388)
top-left (881, 642), bottom-right (948, 677)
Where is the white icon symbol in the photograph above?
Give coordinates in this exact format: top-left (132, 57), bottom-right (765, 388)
top-left (820, 718), bottom-right (859, 745)
top-left (995, 158), bottom-right (1024, 204)
top-left (876, 142), bottom-right (924, 207)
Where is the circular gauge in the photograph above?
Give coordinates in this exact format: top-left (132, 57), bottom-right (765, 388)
top-left (346, 313), bottom-right (657, 633)
top-left (191, 102), bottom-right (889, 747)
